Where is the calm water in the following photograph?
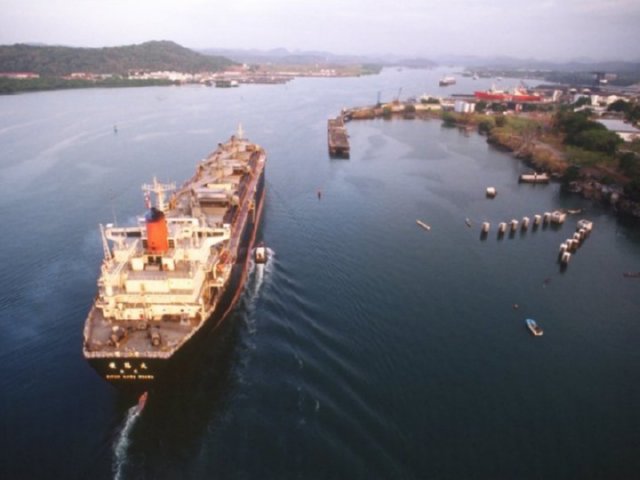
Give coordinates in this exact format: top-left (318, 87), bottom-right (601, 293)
top-left (1, 68), bottom-right (639, 479)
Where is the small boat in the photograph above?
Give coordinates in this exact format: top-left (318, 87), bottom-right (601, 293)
top-left (526, 318), bottom-right (543, 336)
top-left (623, 272), bottom-right (640, 278)
top-left (137, 391), bottom-right (148, 412)
top-left (416, 220), bottom-right (431, 231)
top-left (254, 243), bottom-right (267, 264)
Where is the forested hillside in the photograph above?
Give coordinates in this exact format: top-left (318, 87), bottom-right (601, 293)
top-left (0, 41), bottom-right (235, 75)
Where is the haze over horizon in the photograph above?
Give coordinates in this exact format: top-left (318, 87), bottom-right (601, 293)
top-left (2, 0), bottom-right (639, 62)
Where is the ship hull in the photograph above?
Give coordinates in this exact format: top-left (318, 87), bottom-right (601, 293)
top-left (87, 167), bottom-right (266, 385)
top-left (474, 92), bottom-right (541, 102)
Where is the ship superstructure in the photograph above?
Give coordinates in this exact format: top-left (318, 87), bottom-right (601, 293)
top-left (83, 126), bottom-right (266, 382)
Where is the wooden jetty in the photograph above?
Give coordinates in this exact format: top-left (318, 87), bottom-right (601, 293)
top-left (328, 116), bottom-right (350, 158)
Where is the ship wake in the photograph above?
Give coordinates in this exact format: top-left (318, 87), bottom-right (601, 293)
top-left (112, 395), bottom-right (146, 480)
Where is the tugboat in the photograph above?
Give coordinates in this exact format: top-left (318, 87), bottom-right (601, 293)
top-left (526, 318), bottom-right (544, 336)
top-left (254, 242), bottom-right (267, 264)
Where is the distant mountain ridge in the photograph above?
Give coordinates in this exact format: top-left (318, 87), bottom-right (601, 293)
top-left (200, 47), bottom-right (436, 68)
top-left (434, 54), bottom-right (640, 72)
top-left (0, 41), bottom-right (235, 76)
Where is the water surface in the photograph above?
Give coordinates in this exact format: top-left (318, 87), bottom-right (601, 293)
top-left (0, 68), bottom-right (638, 479)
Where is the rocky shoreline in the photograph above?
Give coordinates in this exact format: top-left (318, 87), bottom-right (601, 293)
top-left (486, 129), bottom-right (640, 219)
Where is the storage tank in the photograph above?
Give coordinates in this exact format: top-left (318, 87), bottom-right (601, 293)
top-left (146, 207), bottom-right (169, 253)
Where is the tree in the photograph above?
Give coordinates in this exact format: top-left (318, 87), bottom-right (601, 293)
top-left (573, 96), bottom-right (591, 108)
top-left (572, 129), bottom-right (622, 155)
top-left (477, 119), bottom-right (493, 135)
top-left (619, 151), bottom-right (640, 177)
top-left (607, 99), bottom-right (629, 113)
top-left (441, 111), bottom-right (457, 126)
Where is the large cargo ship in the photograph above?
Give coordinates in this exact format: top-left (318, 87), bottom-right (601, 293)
top-left (83, 126), bottom-right (266, 383)
top-left (474, 85), bottom-right (541, 102)
top-left (439, 75), bottom-right (456, 86)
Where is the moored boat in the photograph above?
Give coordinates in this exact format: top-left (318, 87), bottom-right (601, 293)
top-left (82, 126), bottom-right (266, 383)
top-left (526, 318), bottom-right (544, 336)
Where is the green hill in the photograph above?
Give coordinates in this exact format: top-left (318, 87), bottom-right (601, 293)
top-left (0, 41), bottom-right (235, 76)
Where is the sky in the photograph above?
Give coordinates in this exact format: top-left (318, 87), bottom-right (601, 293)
top-left (1, 0), bottom-right (639, 61)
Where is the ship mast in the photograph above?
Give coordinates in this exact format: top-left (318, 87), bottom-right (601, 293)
top-left (142, 177), bottom-right (176, 212)
top-left (100, 224), bottom-right (112, 263)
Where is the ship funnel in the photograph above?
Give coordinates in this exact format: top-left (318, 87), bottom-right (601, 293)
top-left (145, 207), bottom-right (169, 253)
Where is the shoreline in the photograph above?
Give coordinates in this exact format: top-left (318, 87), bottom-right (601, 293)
top-left (341, 103), bottom-right (640, 219)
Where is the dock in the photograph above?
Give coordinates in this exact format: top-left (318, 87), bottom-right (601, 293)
top-left (328, 116), bottom-right (350, 158)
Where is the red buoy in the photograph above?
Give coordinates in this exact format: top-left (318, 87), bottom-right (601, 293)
top-left (146, 207), bottom-right (169, 253)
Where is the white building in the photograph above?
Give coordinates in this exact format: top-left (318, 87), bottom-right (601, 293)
top-left (454, 100), bottom-right (475, 114)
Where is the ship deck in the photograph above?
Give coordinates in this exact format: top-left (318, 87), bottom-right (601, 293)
top-left (84, 305), bottom-right (203, 359)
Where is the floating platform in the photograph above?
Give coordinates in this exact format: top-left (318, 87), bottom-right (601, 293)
top-left (550, 210), bottom-right (567, 224)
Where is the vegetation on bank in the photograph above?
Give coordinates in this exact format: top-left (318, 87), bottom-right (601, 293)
top-left (0, 76), bottom-right (176, 94)
top-left (439, 105), bottom-right (640, 195)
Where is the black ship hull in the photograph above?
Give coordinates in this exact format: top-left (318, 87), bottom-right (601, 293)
top-left (87, 168), bottom-right (266, 385)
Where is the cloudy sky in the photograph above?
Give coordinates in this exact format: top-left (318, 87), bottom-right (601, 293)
top-left (1, 0), bottom-right (639, 60)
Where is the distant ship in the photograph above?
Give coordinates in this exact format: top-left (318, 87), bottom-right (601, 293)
top-left (83, 126), bottom-right (266, 383)
top-left (474, 85), bottom-right (541, 102)
top-left (439, 76), bottom-right (456, 86)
